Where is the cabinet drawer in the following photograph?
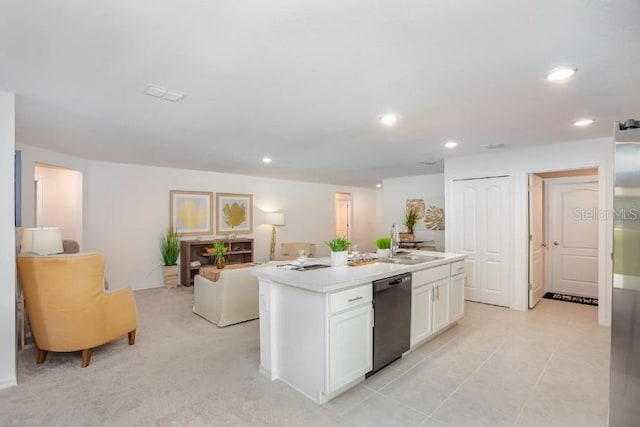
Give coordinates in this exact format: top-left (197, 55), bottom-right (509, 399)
top-left (413, 265), bottom-right (450, 286)
top-left (329, 284), bottom-right (372, 314)
top-left (451, 260), bottom-right (466, 276)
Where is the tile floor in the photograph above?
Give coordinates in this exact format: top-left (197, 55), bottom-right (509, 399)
top-left (323, 299), bottom-right (610, 427)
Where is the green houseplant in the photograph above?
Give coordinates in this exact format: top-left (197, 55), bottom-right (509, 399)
top-left (404, 205), bottom-right (420, 235)
top-left (325, 237), bottom-right (352, 266)
top-left (375, 236), bottom-right (391, 258)
top-left (160, 228), bottom-right (181, 288)
top-left (213, 240), bottom-right (227, 269)
top-left (375, 237), bottom-right (391, 250)
top-left (325, 236), bottom-right (352, 252)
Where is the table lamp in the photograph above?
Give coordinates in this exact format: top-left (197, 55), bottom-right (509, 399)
top-left (264, 212), bottom-right (285, 261)
top-left (20, 227), bottom-right (64, 255)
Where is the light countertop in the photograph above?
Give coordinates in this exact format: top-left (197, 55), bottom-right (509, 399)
top-left (250, 251), bottom-right (466, 293)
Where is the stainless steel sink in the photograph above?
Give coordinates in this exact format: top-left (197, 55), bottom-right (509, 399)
top-left (375, 254), bottom-right (443, 265)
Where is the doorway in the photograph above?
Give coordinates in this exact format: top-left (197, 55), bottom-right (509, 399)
top-left (34, 163), bottom-right (83, 246)
top-left (335, 192), bottom-right (352, 240)
top-left (528, 168), bottom-right (598, 308)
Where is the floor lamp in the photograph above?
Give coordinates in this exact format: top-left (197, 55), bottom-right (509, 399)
top-left (264, 212), bottom-right (285, 261)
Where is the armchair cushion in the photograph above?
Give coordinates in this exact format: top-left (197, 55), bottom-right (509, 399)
top-left (193, 265), bottom-right (258, 327)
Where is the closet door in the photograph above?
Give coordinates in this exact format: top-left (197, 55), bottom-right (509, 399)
top-left (450, 176), bottom-right (512, 307)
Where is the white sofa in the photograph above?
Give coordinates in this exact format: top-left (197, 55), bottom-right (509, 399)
top-left (192, 264), bottom-right (259, 327)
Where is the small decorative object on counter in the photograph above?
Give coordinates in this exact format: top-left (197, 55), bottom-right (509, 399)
top-left (375, 237), bottom-right (391, 258)
top-left (325, 236), bottom-right (352, 267)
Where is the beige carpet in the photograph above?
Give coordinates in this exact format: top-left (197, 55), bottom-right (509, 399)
top-left (0, 287), bottom-right (349, 426)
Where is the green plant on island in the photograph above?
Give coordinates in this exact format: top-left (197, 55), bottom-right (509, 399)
top-left (404, 204), bottom-right (420, 234)
top-left (325, 236), bottom-right (352, 252)
top-left (160, 228), bottom-right (181, 266)
top-left (375, 237), bottom-right (391, 249)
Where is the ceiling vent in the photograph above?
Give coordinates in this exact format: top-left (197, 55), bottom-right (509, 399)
top-left (484, 143), bottom-right (506, 150)
top-left (420, 160), bottom-right (438, 165)
top-left (143, 84), bottom-right (185, 103)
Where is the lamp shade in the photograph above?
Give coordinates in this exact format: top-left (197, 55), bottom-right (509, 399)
top-left (20, 227), bottom-right (64, 255)
top-left (263, 212), bottom-right (285, 226)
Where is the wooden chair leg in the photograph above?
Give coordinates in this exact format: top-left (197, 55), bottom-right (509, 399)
top-left (36, 349), bottom-right (47, 364)
top-left (81, 348), bottom-right (92, 368)
top-left (128, 330), bottom-right (136, 345)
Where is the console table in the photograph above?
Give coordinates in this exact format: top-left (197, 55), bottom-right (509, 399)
top-left (180, 238), bottom-right (254, 286)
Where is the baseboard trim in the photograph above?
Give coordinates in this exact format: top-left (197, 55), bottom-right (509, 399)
top-left (0, 376), bottom-right (17, 390)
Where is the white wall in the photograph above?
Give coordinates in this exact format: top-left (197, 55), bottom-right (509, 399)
top-left (17, 143), bottom-right (88, 248)
top-left (445, 137), bottom-right (614, 326)
top-left (86, 161), bottom-right (381, 290)
top-left (34, 164), bottom-right (83, 242)
top-left (0, 91), bottom-right (16, 389)
top-left (382, 174), bottom-right (445, 251)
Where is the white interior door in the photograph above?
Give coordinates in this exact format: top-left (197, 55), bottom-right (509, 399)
top-left (335, 193), bottom-right (352, 239)
top-left (547, 179), bottom-right (599, 298)
top-left (450, 176), bottom-right (512, 307)
top-left (528, 174), bottom-right (546, 308)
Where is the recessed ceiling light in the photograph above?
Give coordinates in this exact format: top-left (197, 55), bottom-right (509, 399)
top-left (546, 66), bottom-right (577, 82)
top-left (484, 143), bottom-right (506, 150)
top-left (379, 113), bottom-right (400, 127)
top-left (376, 184), bottom-right (382, 188)
top-left (443, 140), bottom-right (458, 149)
top-left (262, 156), bottom-right (272, 164)
top-left (573, 118), bottom-right (594, 127)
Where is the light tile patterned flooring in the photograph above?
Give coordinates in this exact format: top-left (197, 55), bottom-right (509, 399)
top-left (323, 299), bottom-right (610, 427)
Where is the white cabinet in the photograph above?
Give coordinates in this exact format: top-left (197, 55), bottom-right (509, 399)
top-left (328, 304), bottom-right (373, 393)
top-left (450, 273), bottom-right (465, 322)
top-left (411, 261), bottom-right (466, 348)
top-left (411, 284), bottom-right (433, 344)
top-left (432, 278), bottom-right (450, 333)
top-left (449, 260), bottom-right (466, 322)
top-left (411, 265), bottom-right (449, 347)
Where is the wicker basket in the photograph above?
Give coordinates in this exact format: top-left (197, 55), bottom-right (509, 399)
top-left (199, 266), bottom-right (221, 282)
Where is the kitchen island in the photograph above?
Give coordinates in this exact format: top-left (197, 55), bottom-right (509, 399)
top-left (251, 250), bottom-right (467, 404)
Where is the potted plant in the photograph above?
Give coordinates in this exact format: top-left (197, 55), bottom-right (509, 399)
top-left (325, 236), bottom-right (352, 266)
top-left (160, 228), bottom-right (181, 289)
top-left (213, 240), bottom-right (227, 269)
top-left (375, 237), bottom-right (391, 258)
top-left (402, 205), bottom-right (421, 241)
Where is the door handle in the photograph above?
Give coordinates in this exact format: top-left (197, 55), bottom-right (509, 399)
top-left (541, 243), bottom-right (547, 248)
top-left (553, 241), bottom-right (559, 246)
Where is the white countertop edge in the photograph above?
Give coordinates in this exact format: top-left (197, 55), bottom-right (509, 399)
top-left (250, 251), bottom-right (467, 293)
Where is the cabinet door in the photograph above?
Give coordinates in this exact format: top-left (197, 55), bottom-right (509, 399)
top-left (411, 285), bottom-right (433, 346)
top-left (328, 304), bottom-right (373, 393)
top-left (450, 273), bottom-right (465, 322)
top-left (432, 279), bottom-right (450, 333)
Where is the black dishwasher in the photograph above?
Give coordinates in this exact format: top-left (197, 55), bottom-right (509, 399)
top-left (367, 273), bottom-right (412, 377)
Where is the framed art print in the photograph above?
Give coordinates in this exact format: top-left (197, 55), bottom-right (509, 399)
top-left (169, 190), bottom-right (213, 235)
top-left (216, 193), bottom-right (253, 234)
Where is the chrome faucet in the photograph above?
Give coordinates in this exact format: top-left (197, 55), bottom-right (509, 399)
top-left (390, 223), bottom-right (400, 257)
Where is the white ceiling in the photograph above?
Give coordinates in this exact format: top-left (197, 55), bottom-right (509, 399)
top-left (1, 0), bottom-right (639, 187)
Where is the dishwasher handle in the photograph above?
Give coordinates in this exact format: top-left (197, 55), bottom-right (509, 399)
top-left (388, 277), bottom-right (404, 286)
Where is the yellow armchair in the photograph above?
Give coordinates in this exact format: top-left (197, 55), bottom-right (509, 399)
top-left (17, 253), bottom-right (138, 367)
